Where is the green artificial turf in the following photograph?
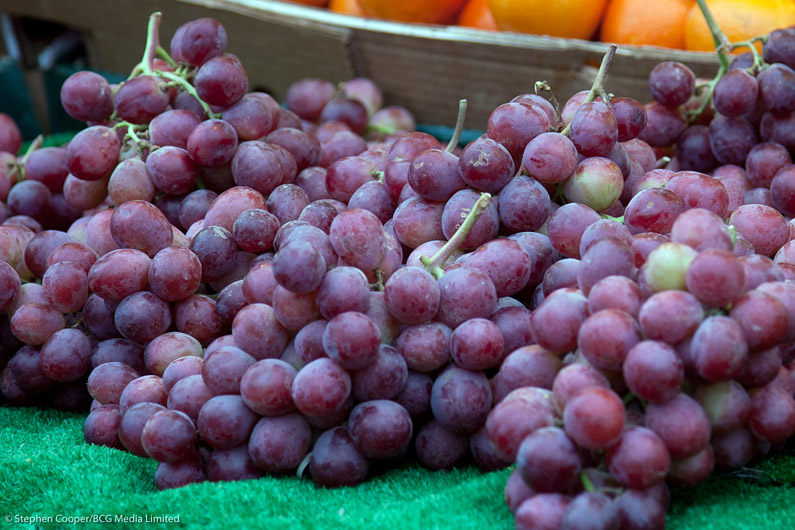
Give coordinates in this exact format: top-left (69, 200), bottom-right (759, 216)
top-left (5, 132), bottom-right (795, 529)
top-left (0, 406), bottom-right (793, 530)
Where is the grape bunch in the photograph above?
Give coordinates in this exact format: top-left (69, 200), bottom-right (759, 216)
top-left (0, 7), bottom-right (794, 530)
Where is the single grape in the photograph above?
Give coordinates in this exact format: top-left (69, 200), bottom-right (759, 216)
top-left (329, 208), bottom-right (385, 273)
top-left (223, 95), bottom-right (276, 141)
top-left (414, 419), bottom-right (469, 471)
top-left (694, 380), bottom-right (751, 434)
top-left (431, 363), bottom-right (492, 435)
top-left (141, 409), bottom-right (197, 463)
top-left (498, 175), bottom-right (551, 233)
top-left (712, 69), bottom-right (758, 117)
top-left (516, 426), bottom-right (581, 493)
top-left (154, 458), bottom-right (206, 491)
top-left (248, 413), bottom-right (312, 473)
top-left (623, 340), bottom-right (684, 403)
top-left (486, 101), bottom-right (551, 162)
top-left (315, 266), bottom-right (370, 320)
top-left (638, 102), bottom-right (686, 148)
top-left (118, 402), bottom-right (167, 457)
top-left (194, 54), bottom-right (248, 107)
top-left (492, 345), bottom-right (560, 403)
top-left (206, 445), bottom-right (262, 483)
top-left (676, 124), bottom-right (718, 172)
top-left (114, 75), bottom-right (170, 124)
top-left (285, 78), bottom-right (335, 121)
top-left (514, 493), bottom-right (570, 530)
top-left (531, 288), bottom-right (588, 354)
top-left (309, 426), bottom-right (369, 488)
top-left (569, 101), bottom-right (618, 157)
top-left (162, 356), bottom-right (203, 394)
top-left (649, 61), bottom-right (696, 107)
top-left (563, 387), bottom-right (625, 450)
top-left (60, 71), bottom-right (114, 122)
top-left (114, 291), bottom-right (172, 343)
top-left (458, 136), bottom-right (515, 193)
top-left (709, 116), bottom-right (757, 167)
top-left (167, 374), bottom-right (215, 423)
top-left (758, 63), bottom-right (795, 115)
top-left (118, 375), bottom-right (167, 414)
top-left (606, 426), bottom-right (670, 489)
top-left (231, 303), bottom-right (289, 360)
top-left (645, 392), bottom-right (711, 458)
top-left (610, 97), bottom-right (647, 142)
top-left (322, 311), bottom-right (380, 371)
top-left (198, 394), bottom-right (258, 450)
top-left (290, 357), bottom-right (351, 418)
top-left (186, 119), bottom-right (238, 168)
top-left (348, 399), bottom-right (412, 459)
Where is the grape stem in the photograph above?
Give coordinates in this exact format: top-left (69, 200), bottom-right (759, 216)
top-left (155, 70), bottom-right (220, 119)
top-left (22, 135), bottom-right (43, 159)
top-left (371, 169), bottom-right (385, 183)
top-left (687, 0), bottom-right (770, 123)
top-left (601, 214), bottom-right (624, 224)
top-left (8, 134), bottom-right (44, 181)
top-left (129, 13), bottom-right (220, 120)
top-left (115, 122), bottom-right (152, 154)
top-left (560, 44), bottom-right (617, 136)
top-left (139, 12), bottom-right (163, 76)
top-left (296, 452), bottom-right (312, 479)
top-left (731, 36), bottom-right (768, 73)
top-left (127, 64), bottom-right (143, 80)
top-left (580, 470), bottom-right (596, 493)
top-left (621, 391), bottom-right (637, 406)
top-left (445, 99), bottom-right (467, 153)
top-left (420, 192), bottom-right (491, 278)
top-left (695, 0), bottom-right (731, 71)
top-left (534, 81), bottom-right (561, 127)
top-left (370, 269), bottom-right (385, 291)
top-left (155, 46), bottom-right (177, 69)
top-left (125, 124), bottom-right (146, 149)
top-left (655, 156), bottom-right (671, 169)
top-left (727, 224), bottom-right (738, 248)
top-left (365, 123), bottom-right (397, 136)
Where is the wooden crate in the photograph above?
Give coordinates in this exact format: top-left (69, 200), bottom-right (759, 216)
top-left (1, 0), bottom-right (721, 129)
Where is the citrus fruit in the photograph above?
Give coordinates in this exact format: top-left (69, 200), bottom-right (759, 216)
top-left (328, 0), bottom-right (366, 16)
top-left (357, 0), bottom-right (468, 24)
top-left (458, 0), bottom-right (498, 30)
top-left (685, 0), bottom-right (795, 52)
top-left (488, 0), bottom-right (608, 40)
top-left (600, 0), bottom-right (694, 49)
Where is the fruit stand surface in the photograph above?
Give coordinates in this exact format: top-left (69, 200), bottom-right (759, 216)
top-left (1, 406), bottom-right (793, 530)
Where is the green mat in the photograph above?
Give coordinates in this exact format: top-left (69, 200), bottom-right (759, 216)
top-left (0, 406), bottom-right (793, 530)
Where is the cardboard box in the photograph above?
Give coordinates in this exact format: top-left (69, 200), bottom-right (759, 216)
top-left (1, 0), bottom-right (721, 130)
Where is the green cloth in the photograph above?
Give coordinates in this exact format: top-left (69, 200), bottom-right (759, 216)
top-left (0, 58), bottom-right (42, 141)
top-left (0, 406), bottom-right (793, 530)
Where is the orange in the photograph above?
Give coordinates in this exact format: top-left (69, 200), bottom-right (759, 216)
top-left (600, 0), bottom-right (694, 49)
top-left (457, 0), bottom-right (498, 30)
top-left (685, 0), bottom-right (795, 52)
top-left (488, 0), bottom-right (608, 40)
top-left (356, 0), bottom-right (468, 24)
top-left (328, 0), bottom-right (366, 16)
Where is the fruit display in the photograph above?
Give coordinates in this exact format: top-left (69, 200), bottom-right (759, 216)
top-left (1, 0), bottom-right (795, 528)
top-left (301, 0), bottom-right (795, 50)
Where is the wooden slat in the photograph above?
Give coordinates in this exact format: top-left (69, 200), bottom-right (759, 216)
top-left (1, 0), bottom-right (354, 96)
top-left (1, 0), bottom-right (721, 129)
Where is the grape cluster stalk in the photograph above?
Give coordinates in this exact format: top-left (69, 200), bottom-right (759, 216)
top-left (0, 6), bottom-right (795, 529)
